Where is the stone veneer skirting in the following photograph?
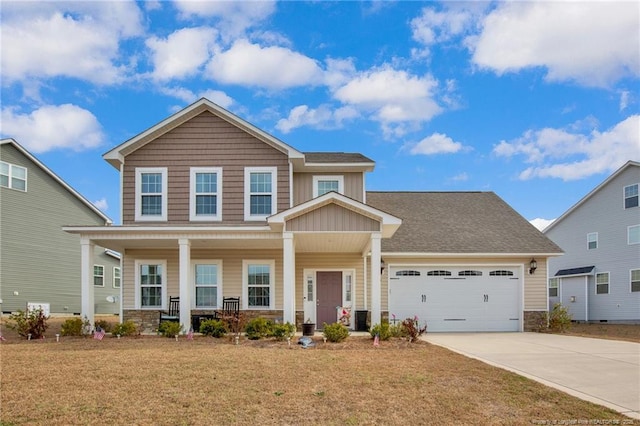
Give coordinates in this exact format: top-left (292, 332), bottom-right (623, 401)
top-left (523, 311), bottom-right (547, 332)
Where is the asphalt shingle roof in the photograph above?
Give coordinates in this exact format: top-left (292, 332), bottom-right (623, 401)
top-left (304, 152), bottom-right (374, 164)
top-left (366, 191), bottom-right (563, 254)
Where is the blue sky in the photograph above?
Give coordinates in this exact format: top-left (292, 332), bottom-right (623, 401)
top-left (1, 1), bottom-right (639, 229)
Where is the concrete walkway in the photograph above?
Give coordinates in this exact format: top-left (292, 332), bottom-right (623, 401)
top-left (423, 333), bottom-right (640, 419)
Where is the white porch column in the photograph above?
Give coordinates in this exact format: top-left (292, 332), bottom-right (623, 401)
top-left (282, 232), bottom-right (296, 324)
top-left (370, 232), bottom-right (382, 326)
top-left (80, 237), bottom-right (95, 326)
top-left (178, 238), bottom-right (191, 332)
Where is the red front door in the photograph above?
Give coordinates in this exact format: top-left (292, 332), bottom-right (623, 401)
top-left (316, 271), bottom-right (342, 328)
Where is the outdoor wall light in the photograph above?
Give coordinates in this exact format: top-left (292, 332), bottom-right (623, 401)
top-left (529, 259), bottom-right (538, 275)
top-left (380, 259), bottom-right (386, 274)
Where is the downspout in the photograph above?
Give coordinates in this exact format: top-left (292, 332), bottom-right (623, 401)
top-left (363, 255), bottom-right (368, 310)
top-left (584, 275), bottom-right (589, 322)
top-left (119, 161), bottom-right (124, 321)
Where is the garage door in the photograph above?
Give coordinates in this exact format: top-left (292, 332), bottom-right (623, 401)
top-left (388, 266), bottom-right (521, 332)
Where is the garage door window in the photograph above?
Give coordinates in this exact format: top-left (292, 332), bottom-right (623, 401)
top-left (396, 270), bottom-right (421, 276)
top-left (490, 270), bottom-right (514, 276)
top-left (459, 270), bottom-right (482, 276)
top-left (427, 270), bottom-right (451, 276)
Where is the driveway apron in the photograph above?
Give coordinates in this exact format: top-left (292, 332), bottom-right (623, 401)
top-left (423, 332), bottom-right (640, 420)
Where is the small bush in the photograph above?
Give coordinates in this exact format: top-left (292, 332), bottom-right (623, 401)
top-left (94, 319), bottom-right (113, 333)
top-left (272, 322), bottom-right (295, 341)
top-left (402, 316), bottom-right (427, 342)
top-left (370, 322), bottom-right (391, 341)
top-left (7, 309), bottom-right (49, 339)
top-left (245, 317), bottom-right (273, 340)
top-left (61, 317), bottom-right (87, 336)
top-left (112, 320), bottom-right (138, 337)
top-left (323, 322), bottom-right (349, 342)
top-left (158, 321), bottom-right (183, 337)
top-left (200, 319), bottom-right (228, 338)
top-left (548, 303), bottom-right (572, 333)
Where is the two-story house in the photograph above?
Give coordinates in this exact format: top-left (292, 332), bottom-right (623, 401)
top-left (545, 161), bottom-right (640, 323)
top-left (65, 99), bottom-right (562, 333)
top-left (1, 138), bottom-right (120, 315)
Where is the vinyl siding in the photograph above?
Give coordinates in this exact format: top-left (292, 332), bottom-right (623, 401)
top-left (122, 111), bottom-right (290, 225)
top-left (293, 172), bottom-right (364, 204)
top-left (286, 204), bottom-right (380, 232)
top-left (0, 144), bottom-right (109, 314)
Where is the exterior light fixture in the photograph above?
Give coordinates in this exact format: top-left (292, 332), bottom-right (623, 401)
top-left (529, 259), bottom-right (538, 275)
top-left (380, 259), bottom-right (386, 274)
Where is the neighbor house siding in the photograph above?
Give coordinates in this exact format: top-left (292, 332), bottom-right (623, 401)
top-left (293, 172), bottom-right (364, 205)
top-left (121, 111), bottom-right (290, 225)
top-left (0, 144), bottom-right (108, 314)
top-left (286, 204), bottom-right (380, 232)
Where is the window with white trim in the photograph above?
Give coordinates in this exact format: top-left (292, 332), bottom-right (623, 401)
top-left (135, 168), bottom-right (167, 221)
top-left (312, 175), bottom-right (344, 198)
top-left (628, 225), bottom-right (640, 245)
top-left (243, 260), bottom-right (275, 309)
top-left (244, 167), bottom-right (277, 221)
top-left (136, 261), bottom-right (166, 308)
top-left (0, 161), bottom-right (27, 191)
top-left (596, 272), bottom-right (609, 295)
top-left (624, 183), bottom-right (639, 209)
top-left (113, 267), bottom-right (121, 288)
top-left (549, 278), bottom-right (559, 297)
top-left (587, 232), bottom-right (598, 250)
top-left (344, 273), bottom-right (352, 303)
top-left (94, 265), bottom-right (104, 287)
top-left (631, 269), bottom-right (640, 293)
top-left (190, 167), bottom-right (222, 221)
top-left (193, 261), bottom-right (221, 308)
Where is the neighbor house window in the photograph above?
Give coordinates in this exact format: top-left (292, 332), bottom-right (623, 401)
top-left (549, 278), bottom-right (559, 297)
top-left (135, 168), bottom-right (167, 221)
top-left (596, 272), bottom-right (609, 295)
top-left (587, 232), bottom-right (598, 250)
top-left (113, 267), bottom-right (121, 288)
top-left (0, 161), bottom-right (27, 191)
top-left (244, 167), bottom-right (277, 221)
top-left (312, 175), bottom-right (344, 197)
top-left (94, 265), bottom-right (104, 287)
top-left (136, 261), bottom-right (166, 308)
top-left (624, 183), bottom-right (639, 209)
top-left (193, 262), bottom-right (221, 308)
top-left (628, 225), bottom-right (640, 245)
top-left (631, 269), bottom-right (640, 293)
top-left (243, 260), bottom-right (275, 309)
top-left (190, 167), bottom-right (222, 221)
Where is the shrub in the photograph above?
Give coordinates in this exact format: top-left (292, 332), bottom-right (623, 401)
top-left (369, 322), bottom-right (391, 341)
top-left (323, 322), bottom-right (349, 342)
top-left (112, 320), bottom-right (139, 337)
top-left (200, 319), bottom-right (228, 338)
top-left (94, 319), bottom-right (113, 333)
top-left (548, 303), bottom-right (572, 333)
top-left (61, 317), bottom-right (89, 336)
top-left (245, 317), bottom-right (273, 340)
top-left (7, 309), bottom-right (49, 339)
top-left (158, 321), bottom-right (183, 337)
top-left (401, 316), bottom-right (427, 342)
top-left (272, 322), bottom-right (295, 341)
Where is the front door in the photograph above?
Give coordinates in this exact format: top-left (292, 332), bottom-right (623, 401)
top-left (316, 271), bottom-right (342, 328)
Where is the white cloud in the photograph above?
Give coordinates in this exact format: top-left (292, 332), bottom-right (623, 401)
top-left (276, 104), bottom-right (359, 134)
top-left (0, 104), bottom-right (104, 153)
top-left (619, 90), bottom-right (631, 112)
top-left (450, 172), bottom-right (469, 182)
top-left (411, 6), bottom-right (476, 53)
top-left (408, 133), bottom-right (466, 155)
top-left (530, 218), bottom-right (555, 231)
top-left (470, 2), bottom-right (640, 87)
top-left (494, 115), bottom-right (640, 181)
top-left (146, 27), bottom-right (218, 81)
top-left (93, 198), bottom-right (109, 212)
top-left (206, 39), bottom-right (324, 89)
top-left (159, 87), bottom-right (234, 109)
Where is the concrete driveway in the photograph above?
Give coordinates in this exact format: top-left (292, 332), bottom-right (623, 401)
top-left (423, 333), bottom-right (640, 420)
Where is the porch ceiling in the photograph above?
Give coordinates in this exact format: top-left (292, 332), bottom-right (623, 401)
top-left (293, 233), bottom-right (371, 253)
top-left (86, 236), bottom-right (283, 253)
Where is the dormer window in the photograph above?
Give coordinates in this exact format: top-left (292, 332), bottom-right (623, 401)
top-left (313, 175), bottom-right (344, 198)
top-left (624, 183), bottom-right (638, 209)
top-left (190, 167), bottom-right (222, 221)
top-left (244, 167), bottom-right (277, 221)
top-left (0, 161), bottom-right (27, 191)
top-left (135, 167), bottom-right (167, 221)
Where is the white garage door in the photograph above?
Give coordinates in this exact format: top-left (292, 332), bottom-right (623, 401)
top-left (388, 266), bottom-right (521, 332)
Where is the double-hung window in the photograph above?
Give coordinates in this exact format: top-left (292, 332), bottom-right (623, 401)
top-left (312, 175), bottom-right (344, 198)
top-left (193, 261), bottom-right (221, 308)
top-left (631, 269), bottom-right (640, 293)
top-left (0, 161), bottom-right (27, 191)
top-left (244, 167), bottom-right (277, 221)
top-left (94, 265), bottom-right (104, 287)
top-left (190, 167), bottom-right (222, 221)
top-left (628, 225), bottom-right (640, 245)
top-left (548, 278), bottom-right (559, 297)
top-left (243, 260), bottom-right (275, 309)
top-left (113, 267), bottom-right (121, 288)
top-left (135, 168), bottom-right (167, 221)
top-left (595, 272), bottom-right (609, 295)
top-left (624, 184), bottom-right (639, 209)
top-left (587, 232), bottom-right (598, 250)
top-left (136, 261), bottom-right (166, 308)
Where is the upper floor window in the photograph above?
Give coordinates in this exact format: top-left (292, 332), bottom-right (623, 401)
top-left (94, 265), bottom-right (104, 287)
top-left (244, 167), bottom-right (277, 221)
top-left (595, 272), bottom-right (609, 295)
top-left (549, 277), bottom-right (559, 297)
top-left (631, 269), bottom-right (640, 293)
top-left (587, 232), bottom-right (598, 250)
top-left (624, 183), bottom-right (638, 209)
top-left (190, 167), bottom-right (222, 221)
top-left (135, 167), bottom-right (167, 221)
top-left (0, 161), bottom-right (27, 191)
top-left (628, 225), bottom-right (640, 245)
top-left (313, 175), bottom-right (344, 198)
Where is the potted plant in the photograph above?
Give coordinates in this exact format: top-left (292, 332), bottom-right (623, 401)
top-left (302, 318), bottom-right (315, 336)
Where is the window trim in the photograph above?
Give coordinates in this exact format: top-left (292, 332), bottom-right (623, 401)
top-left (189, 167), bottom-right (222, 222)
top-left (587, 232), bottom-right (598, 250)
top-left (242, 259), bottom-right (275, 310)
top-left (628, 224), bottom-right (640, 245)
top-left (623, 183), bottom-right (639, 209)
top-left (244, 167), bottom-right (277, 221)
top-left (93, 265), bottom-right (105, 287)
top-left (595, 272), bottom-right (610, 295)
top-left (0, 161), bottom-right (27, 191)
top-left (192, 260), bottom-right (223, 309)
top-left (312, 175), bottom-right (344, 198)
top-left (135, 167), bottom-right (168, 222)
top-left (549, 278), bottom-right (559, 298)
top-left (134, 260), bottom-right (167, 309)
top-left (631, 269), bottom-right (640, 293)
top-left (113, 266), bottom-right (121, 289)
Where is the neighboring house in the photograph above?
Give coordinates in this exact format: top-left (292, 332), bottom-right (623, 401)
top-left (0, 139), bottom-right (120, 315)
top-left (545, 161), bottom-right (640, 323)
top-left (65, 99), bottom-right (562, 333)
